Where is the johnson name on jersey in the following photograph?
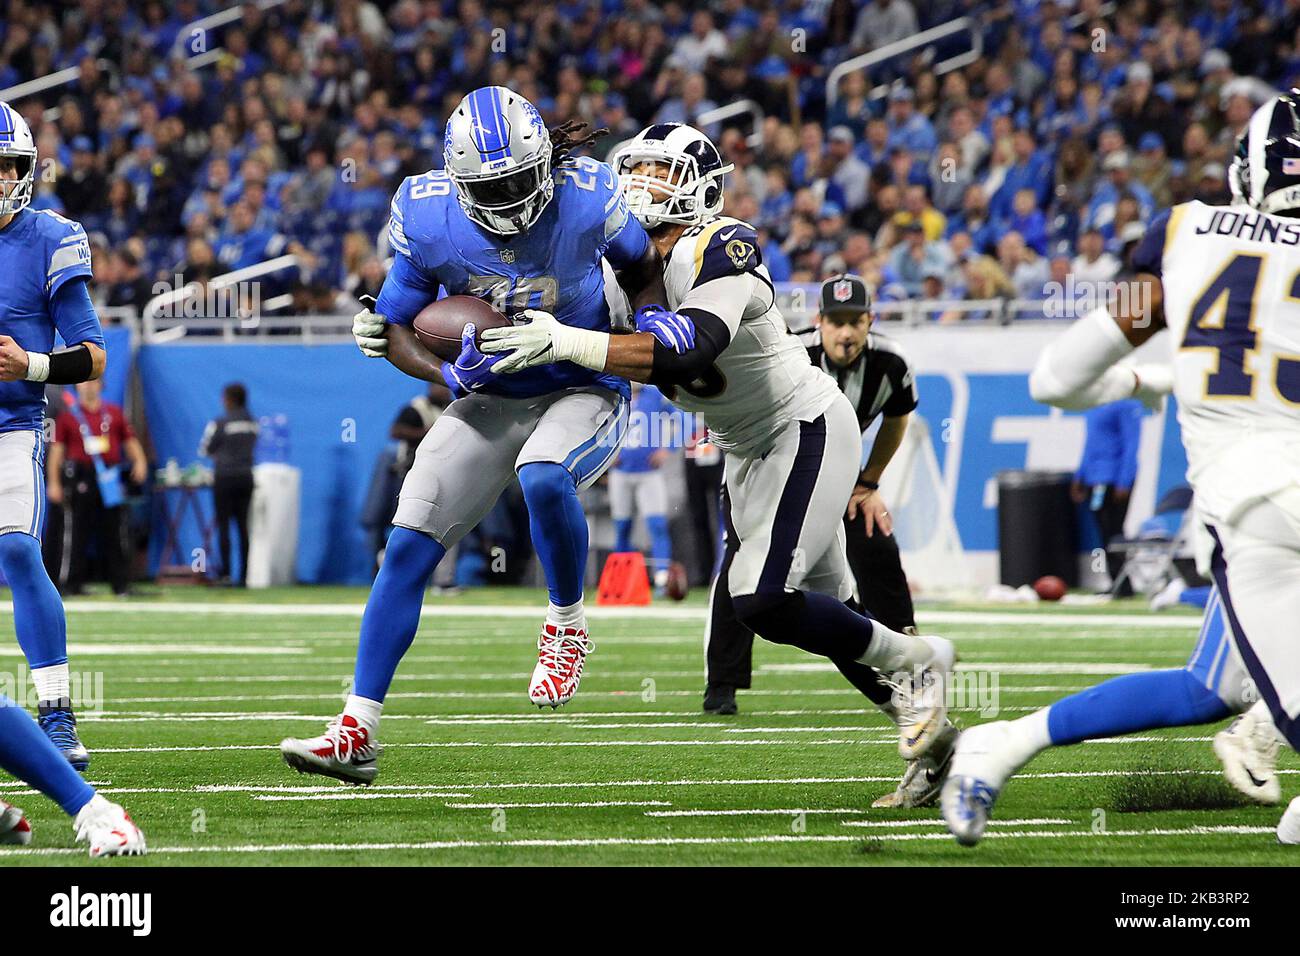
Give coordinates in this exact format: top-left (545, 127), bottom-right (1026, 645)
top-left (377, 155), bottom-right (648, 400)
top-left (0, 207), bottom-right (97, 432)
top-left (634, 216), bottom-right (840, 458)
top-left (1134, 199), bottom-right (1300, 523)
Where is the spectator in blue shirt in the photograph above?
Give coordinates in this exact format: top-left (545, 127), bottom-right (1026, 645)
top-left (1085, 150), bottom-right (1155, 236)
top-left (889, 221), bottom-right (949, 297)
top-left (990, 127), bottom-right (1054, 221)
top-left (1072, 399), bottom-right (1144, 593)
top-left (886, 86), bottom-right (937, 155)
top-left (1003, 187), bottom-right (1049, 256)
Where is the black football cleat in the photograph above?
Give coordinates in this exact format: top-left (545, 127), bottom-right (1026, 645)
top-left (703, 683), bottom-right (738, 715)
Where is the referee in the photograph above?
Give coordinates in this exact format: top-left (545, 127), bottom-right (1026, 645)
top-left (704, 273), bottom-right (918, 714)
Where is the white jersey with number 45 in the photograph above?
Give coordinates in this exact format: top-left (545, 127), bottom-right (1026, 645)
top-left (1136, 199), bottom-right (1300, 524)
top-left (606, 216), bottom-right (840, 459)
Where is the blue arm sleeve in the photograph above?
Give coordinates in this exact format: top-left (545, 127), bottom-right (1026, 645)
top-left (50, 278), bottom-right (105, 349)
top-left (1116, 401), bottom-right (1143, 490)
top-left (375, 253), bottom-right (441, 326)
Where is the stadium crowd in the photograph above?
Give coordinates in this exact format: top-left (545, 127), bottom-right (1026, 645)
top-left (0, 0), bottom-right (1294, 321)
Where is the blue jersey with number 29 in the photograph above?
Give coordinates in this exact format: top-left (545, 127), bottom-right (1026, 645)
top-left (376, 156), bottom-right (650, 399)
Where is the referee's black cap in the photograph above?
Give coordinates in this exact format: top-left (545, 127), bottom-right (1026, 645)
top-left (819, 273), bottom-right (873, 315)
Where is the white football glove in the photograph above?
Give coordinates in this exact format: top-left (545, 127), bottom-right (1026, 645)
top-left (480, 308), bottom-right (609, 374)
top-left (353, 295), bottom-right (388, 358)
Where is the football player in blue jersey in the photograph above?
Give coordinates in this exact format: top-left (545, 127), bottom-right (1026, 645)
top-left (0, 102), bottom-right (112, 772)
top-left (281, 87), bottom-right (677, 784)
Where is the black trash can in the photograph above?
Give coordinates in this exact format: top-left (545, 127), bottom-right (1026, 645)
top-left (997, 470), bottom-right (1078, 587)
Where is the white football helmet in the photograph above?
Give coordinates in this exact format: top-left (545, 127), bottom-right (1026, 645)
top-left (611, 123), bottom-right (733, 228)
top-left (0, 101), bottom-right (36, 217)
top-left (443, 86), bottom-right (553, 235)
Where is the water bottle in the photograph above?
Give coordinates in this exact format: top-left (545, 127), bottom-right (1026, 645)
top-left (272, 413), bottom-right (290, 463)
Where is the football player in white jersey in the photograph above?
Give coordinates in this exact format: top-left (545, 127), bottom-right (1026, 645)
top-left (482, 123), bottom-right (955, 759)
top-left (944, 93), bottom-right (1300, 846)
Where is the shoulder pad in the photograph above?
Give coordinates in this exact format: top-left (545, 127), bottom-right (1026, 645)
top-left (688, 217), bottom-right (762, 287)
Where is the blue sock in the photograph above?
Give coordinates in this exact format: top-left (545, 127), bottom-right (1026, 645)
top-left (0, 695), bottom-right (94, 815)
top-left (1180, 585), bottom-right (1212, 609)
top-left (646, 514), bottom-right (672, 569)
top-left (519, 462), bottom-right (587, 606)
top-left (353, 527), bottom-right (445, 702)
top-left (1047, 669), bottom-right (1231, 746)
top-left (613, 518), bottom-right (634, 553)
top-left (0, 532), bottom-right (67, 669)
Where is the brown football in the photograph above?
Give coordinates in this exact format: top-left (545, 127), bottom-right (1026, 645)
top-left (411, 295), bottom-right (512, 361)
top-left (665, 560), bottom-right (689, 602)
top-left (1033, 575), bottom-right (1067, 602)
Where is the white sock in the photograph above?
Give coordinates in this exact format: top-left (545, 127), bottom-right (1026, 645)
top-left (1005, 707), bottom-right (1053, 766)
top-left (32, 664), bottom-right (70, 704)
top-left (547, 599), bottom-right (585, 629)
top-left (1278, 796), bottom-right (1300, 845)
top-left (856, 621), bottom-right (931, 672)
top-left (344, 694), bottom-right (383, 732)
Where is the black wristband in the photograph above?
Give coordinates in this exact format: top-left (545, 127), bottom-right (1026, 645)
top-left (47, 344), bottom-right (95, 385)
top-left (857, 479), bottom-right (879, 491)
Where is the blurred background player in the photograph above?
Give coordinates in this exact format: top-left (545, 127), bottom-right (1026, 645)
top-left (945, 102), bottom-right (1300, 845)
top-left (483, 122), bottom-right (955, 762)
top-left (198, 383), bottom-right (259, 587)
top-left (280, 87), bottom-right (664, 784)
top-left (1071, 397), bottom-right (1144, 594)
top-left (0, 101), bottom-right (108, 770)
top-left (48, 378), bottom-right (147, 596)
top-left (609, 382), bottom-right (678, 595)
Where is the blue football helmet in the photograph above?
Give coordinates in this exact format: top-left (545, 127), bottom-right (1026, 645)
top-left (443, 86), bottom-right (553, 235)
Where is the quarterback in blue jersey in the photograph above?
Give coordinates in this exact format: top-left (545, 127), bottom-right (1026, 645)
top-left (0, 101), bottom-right (109, 770)
top-left (0, 101), bottom-right (146, 856)
top-left (282, 87), bottom-right (675, 784)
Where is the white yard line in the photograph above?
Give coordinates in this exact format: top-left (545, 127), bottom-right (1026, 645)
top-left (0, 644), bottom-right (308, 657)
top-left (7, 768), bottom-right (1288, 801)
top-left (43, 600), bottom-right (1200, 629)
top-left (0, 823), bottom-right (1270, 858)
top-left (253, 792), bottom-right (475, 801)
top-left (443, 800), bottom-right (672, 809)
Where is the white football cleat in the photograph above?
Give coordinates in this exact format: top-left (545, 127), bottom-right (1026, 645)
top-left (873, 720), bottom-right (958, 809)
top-left (1214, 701), bottom-right (1283, 805)
top-left (1277, 796), bottom-right (1300, 845)
top-left (74, 795), bottom-right (146, 858)
top-left (529, 623), bottom-right (593, 708)
top-left (0, 799), bottom-right (31, 845)
top-left (894, 635), bottom-right (956, 759)
top-left (941, 721), bottom-right (1021, 847)
top-left (280, 713), bottom-right (379, 784)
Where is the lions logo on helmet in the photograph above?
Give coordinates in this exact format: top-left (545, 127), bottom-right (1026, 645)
top-left (443, 86), bottom-right (554, 235)
top-left (0, 101), bottom-right (37, 217)
top-left (611, 123), bottom-right (734, 228)
top-left (1237, 92), bottom-right (1300, 216)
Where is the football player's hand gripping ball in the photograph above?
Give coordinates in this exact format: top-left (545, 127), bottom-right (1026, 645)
top-left (441, 323), bottom-right (504, 398)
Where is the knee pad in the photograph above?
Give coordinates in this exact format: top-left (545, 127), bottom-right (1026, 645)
top-left (380, 526), bottom-right (445, 584)
top-left (518, 462), bottom-right (575, 508)
top-left (0, 531), bottom-right (41, 575)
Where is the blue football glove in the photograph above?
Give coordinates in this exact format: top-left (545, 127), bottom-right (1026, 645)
top-left (635, 305), bottom-right (696, 354)
top-left (440, 323), bottom-right (505, 399)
